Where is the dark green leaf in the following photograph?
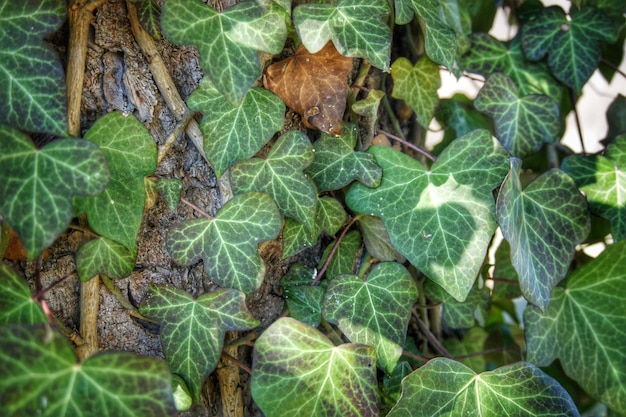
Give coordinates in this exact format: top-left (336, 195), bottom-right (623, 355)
top-left (231, 131), bottom-right (317, 227)
top-left (306, 123), bottom-right (382, 192)
top-left (497, 158), bottom-right (590, 310)
top-left (293, 0), bottom-right (391, 70)
top-left (0, 126), bottom-right (109, 259)
top-left (281, 264), bottom-right (325, 327)
top-left (605, 94), bottom-right (626, 143)
top-left (424, 279), bottom-right (485, 329)
top-left (443, 327), bottom-right (489, 372)
top-left (562, 135), bottom-right (626, 241)
top-left (166, 193), bottom-right (281, 294)
top-left (323, 262), bottom-right (419, 374)
top-left (155, 178), bottom-right (183, 211)
top-left (388, 358), bottom-right (579, 416)
top-left (491, 238), bottom-right (522, 299)
top-left (525, 240), bottom-right (626, 415)
top-left (76, 237), bottom-right (136, 282)
top-left (319, 230), bottom-right (362, 280)
top-left (74, 112), bottom-right (157, 252)
top-left (0, 324), bottom-right (176, 416)
top-left (391, 56), bottom-right (441, 128)
top-left (251, 317), bottom-right (380, 417)
top-left (0, 265), bottom-right (47, 325)
top-left (381, 362), bottom-right (413, 415)
top-left (475, 72), bottom-right (560, 157)
top-left (133, 0), bottom-right (162, 40)
top-left (357, 215), bottom-right (404, 262)
top-left (346, 129), bottom-right (509, 302)
top-left (187, 78), bottom-right (285, 178)
top-left (162, 0), bottom-right (286, 104)
top-left (139, 285), bottom-right (259, 402)
top-left (0, 0), bottom-right (68, 135)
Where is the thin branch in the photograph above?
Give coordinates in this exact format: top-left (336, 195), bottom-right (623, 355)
top-left (32, 271), bottom-right (77, 301)
top-left (600, 57), bottom-right (626, 80)
top-left (181, 197), bottom-right (214, 219)
top-left (415, 315), bottom-right (452, 358)
top-left (401, 349), bottom-right (431, 364)
top-left (157, 110), bottom-right (195, 164)
top-left (313, 216), bottom-right (360, 285)
top-left (569, 88), bottom-right (586, 153)
top-left (221, 351), bottom-right (252, 375)
top-left (100, 275), bottom-right (156, 323)
top-left (377, 129), bottom-right (437, 162)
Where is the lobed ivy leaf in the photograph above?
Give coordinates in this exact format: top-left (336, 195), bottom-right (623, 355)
top-left (521, 6), bottom-right (620, 93)
top-left (0, 126), bottom-right (109, 259)
top-left (305, 123), bottom-right (382, 192)
top-left (323, 262), bottom-right (419, 375)
top-left (424, 279), bottom-right (486, 330)
top-left (391, 56), bottom-right (441, 129)
top-left (76, 237), bottom-right (136, 282)
top-left (0, 265), bottom-right (47, 325)
top-left (166, 193), bottom-right (281, 294)
top-left (561, 135), bottom-right (626, 241)
top-left (346, 129), bottom-right (509, 302)
top-left (187, 78), bottom-right (285, 178)
top-left (357, 215), bottom-right (404, 262)
top-left (352, 89), bottom-right (384, 119)
top-left (525, 240), bottom-right (626, 415)
top-left (155, 178), bottom-right (183, 211)
top-left (251, 317), bottom-right (380, 417)
top-left (281, 264), bottom-right (325, 327)
top-left (0, 0), bottom-right (68, 135)
top-left (387, 358), bottom-right (579, 416)
top-left (475, 72), bottom-right (560, 158)
top-left (0, 324), bottom-right (176, 416)
top-left (461, 33), bottom-right (563, 102)
top-left (161, 0), bottom-right (286, 104)
top-left (319, 230), bottom-right (362, 280)
top-left (139, 285), bottom-right (259, 403)
top-left (293, 0), bottom-right (391, 71)
top-left (282, 197), bottom-right (346, 258)
top-left (394, 0), bottom-right (457, 71)
top-left (132, 0), bottom-right (162, 40)
top-left (231, 131), bottom-right (317, 228)
top-left (74, 112), bottom-right (157, 252)
top-left (497, 158), bottom-right (590, 310)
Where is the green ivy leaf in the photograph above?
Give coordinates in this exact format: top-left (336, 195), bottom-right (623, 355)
top-left (0, 0), bottom-right (68, 135)
top-left (606, 94), bottom-right (626, 143)
top-left (251, 317), bottom-right (380, 417)
top-left (231, 131), bottom-right (317, 227)
top-left (0, 324), bottom-right (176, 416)
top-left (132, 0), bottom-right (162, 40)
top-left (162, 0), bottom-right (286, 104)
top-left (443, 327), bottom-right (489, 372)
top-left (521, 6), bottom-right (619, 93)
top-left (497, 158), bottom-right (590, 310)
top-left (282, 197), bottom-right (346, 258)
top-left (357, 215), bottom-right (404, 262)
top-left (391, 56), bottom-right (441, 128)
top-left (352, 89), bottom-right (385, 118)
top-left (475, 73), bottom-right (560, 157)
top-left (139, 285), bottom-right (259, 403)
top-left (166, 192), bottom-right (281, 294)
top-left (0, 265), bottom-right (47, 325)
top-left (381, 362), bottom-right (413, 415)
top-left (492, 239), bottom-right (522, 299)
top-left (293, 0), bottom-right (391, 71)
top-left (394, 0), bottom-right (457, 71)
top-left (462, 33), bottom-right (562, 101)
top-left (561, 135), bottom-right (626, 241)
top-left (346, 129), bottom-right (509, 302)
top-left (281, 264), bottom-right (325, 327)
top-left (155, 178), bottom-right (183, 211)
top-left (306, 123), bottom-right (382, 192)
top-left (387, 358), bottom-right (579, 416)
top-left (74, 112), bottom-right (157, 252)
top-left (319, 230), bottom-right (362, 280)
top-left (76, 237), bottom-right (136, 282)
top-left (323, 262), bottom-right (419, 374)
top-left (424, 279), bottom-right (485, 329)
top-left (0, 126), bottom-right (109, 259)
top-left (187, 78), bottom-right (285, 178)
top-left (525, 240), bottom-right (626, 415)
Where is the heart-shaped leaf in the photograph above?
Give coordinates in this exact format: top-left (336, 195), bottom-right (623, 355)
top-left (0, 0), bottom-right (68, 135)
top-left (0, 126), bottom-right (109, 259)
top-left (323, 262), bottom-right (419, 374)
top-left (187, 78), bottom-right (285, 178)
top-left (525, 240), bottom-right (626, 415)
top-left (561, 135), bottom-right (626, 241)
top-left (161, 0), bottom-right (286, 104)
top-left (231, 130), bottom-right (317, 227)
top-left (167, 192), bottom-right (281, 294)
top-left (387, 358), bottom-right (579, 416)
top-left (475, 72), bottom-right (560, 157)
top-left (281, 264), bottom-right (325, 327)
top-left (74, 112), bottom-right (157, 252)
top-left (521, 5), bottom-right (620, 92)
top-left (0, 324), bottom-right (176, 416)
top-left (293, 0), bottom-right (391, 71)
top-left (394, 0), bottom-right (457, 71)
top-left (305, 123), bottom-right (382, 192)
top-left (0, 265), bottom-right (47, 325)
top-left (155, 178), bottom-right (183, 211)
top-left (251, 317), bottom-right (380, 417)
top-left (139, 285), bottom-right (259, 403)
top-left (497, 158), bottom-right (590, 310)
top-left (391, 56), bottom-right (441, 128)
top-left (76, 237), bottom-right (136, 282)
top-left (264, 43), bottom-right (354, 136)
top-left (346, 129), bottom-right (510, 302)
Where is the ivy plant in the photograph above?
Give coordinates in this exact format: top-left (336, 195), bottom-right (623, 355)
top-left (1, 0), bottom-right (626, 416)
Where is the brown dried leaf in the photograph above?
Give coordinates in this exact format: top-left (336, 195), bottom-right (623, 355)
top-left (263, 42), bottom-right (353, 136)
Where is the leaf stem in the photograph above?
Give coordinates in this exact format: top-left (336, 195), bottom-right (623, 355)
top-left (99, 275), bottom-right (156, 323)
top-left (414, 314), bottom-right (452, 359)
top-left (569, 88), bottom-right (586, 153)
top-left (313, 216), bottom-right (360, 285)
top-left (181, 197), bottom-right (214, 219)
top-left (377, 129), bottom-right (437, 162)
top-left (600, 57), bottom-right (626, 80)
top-left (32, 271), bottom-right (77, 301)
top-left (221, 350), bottom-right (252, 375)
top-left (401, 349), bottom-right (430, 364)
